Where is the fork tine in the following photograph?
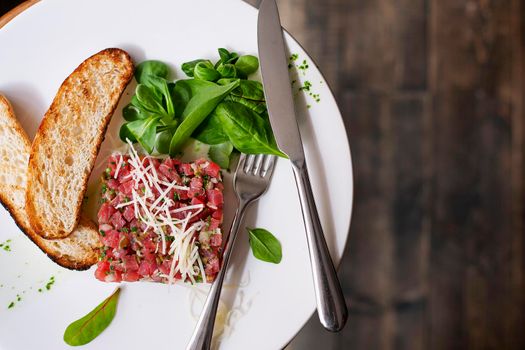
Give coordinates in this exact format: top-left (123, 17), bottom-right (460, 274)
top-left (244, 154), bottom-right (256, 173)
top-left (261, 155), bottom-right (277, 178)
top-left (252, 154), bottom-right (265, 175)
top-left (237, 153), bottom-right (247, 171)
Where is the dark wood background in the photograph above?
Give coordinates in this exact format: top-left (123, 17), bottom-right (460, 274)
top-left (2, 0), bottom-right (524, 349)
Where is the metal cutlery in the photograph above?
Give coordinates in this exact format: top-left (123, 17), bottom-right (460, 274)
top-left (258, 0), bottom-right (348, 332)
top-left (186, 154), bottom-right (277, 350)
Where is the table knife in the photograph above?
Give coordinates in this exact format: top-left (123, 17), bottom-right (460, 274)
top-left (257, 0), bottom-right (348, 332)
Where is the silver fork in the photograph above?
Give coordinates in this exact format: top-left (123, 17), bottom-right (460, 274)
top-left (186, 153), bottom-right (277, 350)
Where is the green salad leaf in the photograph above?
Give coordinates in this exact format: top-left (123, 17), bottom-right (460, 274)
top-left (121, 49), bottom-right (287, 163)
top-left (193, 111), bottom-right (229, 145)
top-left (63, 288), bottom-right (121, 346)
top-left (181, 59), bottom-right (207, 77)
top-left (169, 80), bottom-right (240, 155)
top-left (235, 55), bottom-right (259, 77)
top-left (248, 228), bottom-right (282, 264)
top-left (125, 117), bottom-right (161, 153)
top-left (194, 60), bottom-right (221, 82)
top-left (135, 60), bottom-right (169, 83)
top-left (214, 101), bottom-right (286, 157)
top-left (208, 142), bottom-right (234, 169)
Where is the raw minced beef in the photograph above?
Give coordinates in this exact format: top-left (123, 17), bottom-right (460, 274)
top-left (95, 153), bottom-right (223, 284)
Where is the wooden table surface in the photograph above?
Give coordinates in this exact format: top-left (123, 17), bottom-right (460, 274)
top-left (2, 1), bottom-right (524, 349)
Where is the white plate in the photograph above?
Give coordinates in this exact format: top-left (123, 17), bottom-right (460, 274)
top-left (0, 0), bottom-right (353, 349)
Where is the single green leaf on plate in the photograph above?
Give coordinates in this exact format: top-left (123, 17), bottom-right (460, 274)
top-left (135, 60), bottom-right (169, 84)
top-left (122, 104), bottom-right (147, 122)
top-left (217, 63), bottom-right (237, 79)
top-left (214, 101), bottom-right (287, 157)
top-left (135, 84), bottom-right (167, 116)
top-left (125, 117), bottom-right (161, 154)
top-left (208, 141), bottom-right (234, 169)
top-left (248, 228), bottom-right (282, 264)
top-left (235, 55), bottom-right (259, 77)
top-left (194, 60), bottom-right (221, 82)
top-left (169, 80), bottom-right (240, 155)
top-left (63, 288), bottom-right (121, 346)
top-left (181, 59), bottom-right (206, 77)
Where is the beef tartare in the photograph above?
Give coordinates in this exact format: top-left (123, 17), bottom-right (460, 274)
top-left (95, 144), bottom-right (223, 284)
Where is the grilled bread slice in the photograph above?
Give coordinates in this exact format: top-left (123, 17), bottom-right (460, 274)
top-left (26, 48), bottom-right (134, 239)
top-left (0, 95), bottom-right (101, 270)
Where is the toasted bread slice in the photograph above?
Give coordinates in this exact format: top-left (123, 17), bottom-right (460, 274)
top-left (0, 95), bottom-right (101, 270)
top-left (26, 48), bottom-right (134, 239)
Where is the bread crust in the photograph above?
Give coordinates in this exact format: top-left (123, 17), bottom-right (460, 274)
top-left (0, 95), bottom-right (101, 270)
top-left (26, 48), bottom-right (134, 239)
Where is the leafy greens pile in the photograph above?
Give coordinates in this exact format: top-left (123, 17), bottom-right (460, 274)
top-left (120, 48), bottom-right (286, 168)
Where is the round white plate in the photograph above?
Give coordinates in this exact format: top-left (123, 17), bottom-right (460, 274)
top-left (0, 0), bottom-right (353, 349)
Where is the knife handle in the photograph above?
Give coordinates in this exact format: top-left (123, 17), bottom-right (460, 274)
top-left (291, 161), bottom-right (348, 332)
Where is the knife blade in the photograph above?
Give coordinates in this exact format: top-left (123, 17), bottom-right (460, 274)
top-left (257, 0), bottom-right (304, 162)
top-left (258, 0), bottom-right (348, 332)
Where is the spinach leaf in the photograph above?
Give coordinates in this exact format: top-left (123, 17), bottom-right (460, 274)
top-left (135, 60), bottom-right (169, 84)
top-left (235, 55), bottom-right (259, 77)
top-left (169, 80), bottom-right (240, 155)
top-left (218, 48), bottom-right (231, 64)
top-left (214, 101), bottom-right (286, 157)
top-left (142, 75), bottom-right (175, 118)
top-left (216, 48), bottom-right (239, 67)
top-left (122, 104), bottom-right (147, 122)
top-left (227, 80), bottom-right (267, 114)
top-left (217, 63), bottom-right (237, 78)
top-left (119, 123), bottom-right (137, 143)
top-left (209, 142), bottom-right (234, 169)
top-left (181, 59), bottom-right (206, 77)
top-left (156, 129), bottom-right (174, 154)
top-left (193, 111), bottom-right (229, 145)
top-left (126, 117), bottom-right (161, 154)
top-left (248, 228), bottom-right (282, 264)
top-left (194, 60), bottom-right (220, 82)
top-left (169, 81), bottom-right (192, 118)
top-left (178, 79), bottom-right (217, 96)
top-left (216, 78), bottom-right (238, 86)
top-left (63, 288), bottom-right (120, 346)
top-left (135, 84), bottom-right (167, 116)
top-left (232, 80), bottom-right (265, 101)
top-left (225, 95), bottom-right (267, 115)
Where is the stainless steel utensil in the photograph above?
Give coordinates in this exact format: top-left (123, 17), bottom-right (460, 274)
top-left (258, 0), bottom-right (348, 332)
top-left (186, 154), bottom-right (277, 350)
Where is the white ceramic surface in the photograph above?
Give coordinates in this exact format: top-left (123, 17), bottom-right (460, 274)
top-left (0, 0), bottom-right (353, 349)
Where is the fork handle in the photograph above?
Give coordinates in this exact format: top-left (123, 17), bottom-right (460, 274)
top-left (291, 162), bottom-right (348, 332)
top-left (186, 201), bottom-right (249, 350)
